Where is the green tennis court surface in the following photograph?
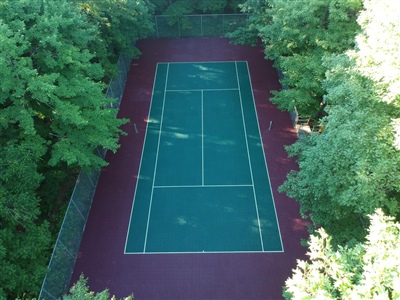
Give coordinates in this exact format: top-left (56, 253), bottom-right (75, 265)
top-left (125, 61), bottom-right (283, 253)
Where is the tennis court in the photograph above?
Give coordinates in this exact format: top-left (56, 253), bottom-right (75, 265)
top-left (125, 61), bottom-right (282, 253)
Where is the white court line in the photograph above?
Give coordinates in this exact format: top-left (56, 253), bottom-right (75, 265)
top-left (126, 61), bottom-right (282, 254)
top-left (153, 184), bottom-right (253, 189)
top-left (143, 63), bottom-right (170, 252)
top-left (245, 62), bottom-right (284, 251)
top-left (166, 88), bottom-right (238, 92)
top-left (235, 62), bottom-right (265, 252)
top-left (158, 60), bottom-right (248, 64)
top-left (124, 64), bottom-right (161, 254)
top-left (126, 249), bottom-right (284, 255)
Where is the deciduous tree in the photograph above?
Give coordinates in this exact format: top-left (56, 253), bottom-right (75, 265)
top-left (284, 210), bottom-right (400, 300)
top-left (62, 275), bottom-right (134, 300)
top-left (72, 0), bottom-right (155, 78)
top-left (0, 0), bottom-right (132, 297)
top-left (231, 0), bottom-right (362, 116)
top-left (280, 54), bottom-right (400, 244)
top-left (0, 0), bottom-right (128, 171)
top-left (279, 0), bottom-right (400, 245)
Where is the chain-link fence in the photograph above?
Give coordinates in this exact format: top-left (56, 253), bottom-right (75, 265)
top-left (106, 55), bottom-right (132, 108)
top-left (150, 14), bottom-right (249, 38)
top-left (38, 55), bottom-right (131, 300)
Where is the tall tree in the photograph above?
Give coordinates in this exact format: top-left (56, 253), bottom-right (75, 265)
top-left (149, 0), bottom-right (168, 14)
top-left (0, 0), bottom-right (130, 297)
top-left (63, 275), bottom-right (134, 300)
top-left (0, 0), bottom-right (128, 171)
top-left (352, 0), bottom-right (400, 148)
top-left (71, 0), bottom-right (155, 78)
top-left (0, 129), bottom-right (51, 298)
top-left (0, 18), bottom-right (52, 300)
top-left (284, 209), bottom-right (400, 300)
top-left (280, 56), bottom-right (400, 243)
top-left (231, 0), bottom-right (362, 116)
top-left (279, 0), bottom-right (400, 244)
top-left (195, 0), bottom-right (227, 13)
top-left (227, 0), bottom-right (244, 13)
top-left (227, 0), bottom-right (270, 46)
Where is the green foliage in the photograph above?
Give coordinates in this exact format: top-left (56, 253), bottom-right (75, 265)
top-left (153, 0), bottom-right (245, 15)
top-left (0, 0), bottom-right (140, 297)
top-left (226, 25), bottom-right (258, 46)
top-left (155, 0), bottom-right (247, 37)
top-left (0, 139), bottom-right (52, 298)
top-left (226, 0), bottom-right (262, 46)
top-left (354, 0), bottom-right (400, 106)
top-left (37, 165), bottom-right (79, 236)
top-left (227, 0), bottom-right (243, 13)
top-left (284, 209), bottom-right (400, 300)
top-left (63, 275), bottom-right (134, 300)
top-left (280, 54), bottom-right (400, 244)
top-left (1, 0), bottom-right (128, 171)
top-left (150, 0), bottom-right (168, 14)
top-left (233, 0), bottom-right (363, 116)
top-left (196, 0), bottom-right (227, 13)
top-left (0, 16), bottom-right (52, 297)
top-left (353, 0), bottom-right (400, 151)
top-left (0, 221), bottom-right (51, 299)
top-left (228, 0), bottom-right (272, 45)
top-left (72, 0), bottom-right (155, 78)
top-left (163, 0), bottom-right (194, 29)
top-left (279, 0), bottom-right (400, 245)
top-left (272, 52), bottom-right (326, 115)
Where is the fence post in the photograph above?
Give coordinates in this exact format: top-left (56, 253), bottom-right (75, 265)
top-left (201, 15), bottom-right (203, 37)
top-left (155, 16), bottom-right (159, 38)
top-left (119, 56), bottom-right (127, 77)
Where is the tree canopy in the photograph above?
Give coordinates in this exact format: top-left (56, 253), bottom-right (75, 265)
top-left (231, 0), bottom-right (363, 116)
top-left (280, 53), bottom-right (400, 244)
top-left (2, 0), bottom-right (400, 298)
top-left (0, 0), bottom-right (154, 298)
top-left (279, 0), bottom-right (400, 245)
top-left (62, 275), bottom-right (134, 300)
top-left (233, 0), bottom-right (400, 243)
top-left (71, 0), bottom-right (155, 78)
top-left (150, 0), bottom-right (245, 15)
top-left (284, 209), bottom-right (400, 299)
top-left (234, 0), bottom-right (400, 295)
